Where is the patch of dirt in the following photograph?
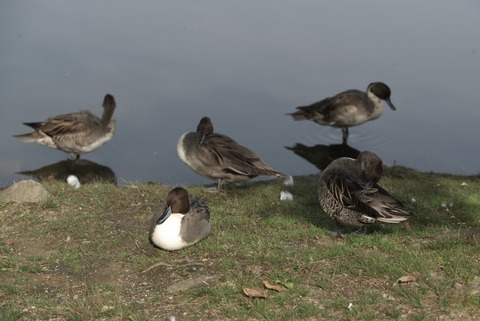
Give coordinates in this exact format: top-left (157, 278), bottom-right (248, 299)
top-left (0, 197), bottom-right (223, 320)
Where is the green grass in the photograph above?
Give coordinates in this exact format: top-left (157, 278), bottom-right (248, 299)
top-left (0, 167), bottom-right (479, 320)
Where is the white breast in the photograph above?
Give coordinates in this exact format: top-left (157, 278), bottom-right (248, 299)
top-left (77, 132), bottom-right (114, 153)
top-left (366, 91), bottom-right (385, 119)
top-left (150, 213), bottom-right (189, 251)
top-left (176, 132), bottom-right (189, 164)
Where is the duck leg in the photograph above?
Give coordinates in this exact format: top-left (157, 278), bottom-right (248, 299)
top-left (333, 223), bottom-right (347, 238)
top-left (216, 179), bottom-right (224, 193)
top-left (341, 127), bottom-right (349, 145)
top-left (353, 226), bottom-right (367, 234)
top-left (69, 153), bottom-right (80, 161)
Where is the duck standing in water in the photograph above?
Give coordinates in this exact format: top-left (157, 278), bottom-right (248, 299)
top-left (288, 82), bottom-right (396, 144)
top-left (149, 187), bottom-right (211, 251)
top-left (318, 151), bottom-right (412, 236)
top-left (14, 94), bottom-right (116, 160)
top-left (177, 116), bottom-right (283, 191)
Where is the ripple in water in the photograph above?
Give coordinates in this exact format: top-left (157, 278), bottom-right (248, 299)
top-left (299, 123), bottom-right (389, 147)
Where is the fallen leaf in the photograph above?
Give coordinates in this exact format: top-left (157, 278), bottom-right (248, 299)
top-left (263, 281), bottom-right (287, 292)
top-left (243, 287), bottom-right (267, 298)
top-left (393, 275), bottom-right (417, 287)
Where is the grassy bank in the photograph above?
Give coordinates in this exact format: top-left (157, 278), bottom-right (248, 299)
top-left (1, 166), bottom-right (479, 320)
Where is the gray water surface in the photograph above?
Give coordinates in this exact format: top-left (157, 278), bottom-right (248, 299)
top-left (1, 1), bottom-right (479, 187)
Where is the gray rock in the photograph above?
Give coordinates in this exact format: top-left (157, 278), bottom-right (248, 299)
top-left (166, 275), bottom-right (220, 294)
top-left (0, 180), bottom-right (51, 203)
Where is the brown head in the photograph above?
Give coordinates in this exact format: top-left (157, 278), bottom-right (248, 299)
top-left (357, 151), bottom-right (384, 183)
top-left (196, 116), bottom-right (214, 144)
top-left (367, 82), bottom-right (396, 110)
top-left (165, 187), bottom-right (191, 214)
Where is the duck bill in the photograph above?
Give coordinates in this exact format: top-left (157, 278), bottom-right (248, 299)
top-left (385, 98), bottom-right (396, 111)
top-left (156, 206), bottom-right (172, 224)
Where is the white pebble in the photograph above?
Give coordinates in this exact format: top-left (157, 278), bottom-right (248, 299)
top-left (283, 176), bottom-right (294, 186)
top-left (67, 175), bottom-right (81, 189)
top-left (280, 191), bottom-right (293, 201)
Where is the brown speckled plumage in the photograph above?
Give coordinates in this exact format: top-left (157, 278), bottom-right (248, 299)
top-left (318, 151), bottom-right (412, 234)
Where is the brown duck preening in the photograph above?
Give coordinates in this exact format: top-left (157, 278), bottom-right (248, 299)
top-left (177, 116), bottom-right (283, 191)
top-left (318, 151), bottom-right (412, 236)
top-left (14, 94), bottom-right (116, 160)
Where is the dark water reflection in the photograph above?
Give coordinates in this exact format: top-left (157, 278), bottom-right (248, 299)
top-left (17, 159), bottom-right (117, 185)
top-left (286, 143), bottom-right (361, 171)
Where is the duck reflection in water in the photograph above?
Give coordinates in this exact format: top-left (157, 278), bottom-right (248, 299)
top-left (286, 143), bottom-right (360, 171)
top-left (17, 159), bottom-right (117, 185)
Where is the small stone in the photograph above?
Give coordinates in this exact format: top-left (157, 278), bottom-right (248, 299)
top-left (283, 176), bottom-right (294, 186)
top-left (469, 276), bottom-right (480, 295)
top-left (280, 191), bottom-right (293, 201)
top-left (67, 175), bottom-right (81, 189)
top-left (0, 180), bottom-right (51, 203)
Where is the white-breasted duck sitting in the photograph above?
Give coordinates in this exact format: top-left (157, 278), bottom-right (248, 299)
top-left (149, 187), bottom-right (211, 251)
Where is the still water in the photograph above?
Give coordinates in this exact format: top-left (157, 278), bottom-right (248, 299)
top-left (1, 1), bottom-right (479, 187)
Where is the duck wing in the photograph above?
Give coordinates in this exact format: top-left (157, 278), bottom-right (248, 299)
top-left (202, 133), bottom-right (282, 177)
top-left (341, 176), bottom-right (411, 222)
top-left (180, 199), bottom-right (211, 243)
top-left (324, 168), bottom-right (380, 218)
top-left (24, 111), bottom-right (101, 137)
top-left (292, 90), bottom-right (366, 123)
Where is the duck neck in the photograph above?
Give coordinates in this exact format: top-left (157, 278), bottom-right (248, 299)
top-left (101, 106), bottom-right (115, 127)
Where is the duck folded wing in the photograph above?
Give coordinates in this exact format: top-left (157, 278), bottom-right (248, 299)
top-left (203, 134), bottom-right (281, 177)
top-left (180, 200), bottom-right (211, 244)
top-left (25, 111), bottom-right (101, 137)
